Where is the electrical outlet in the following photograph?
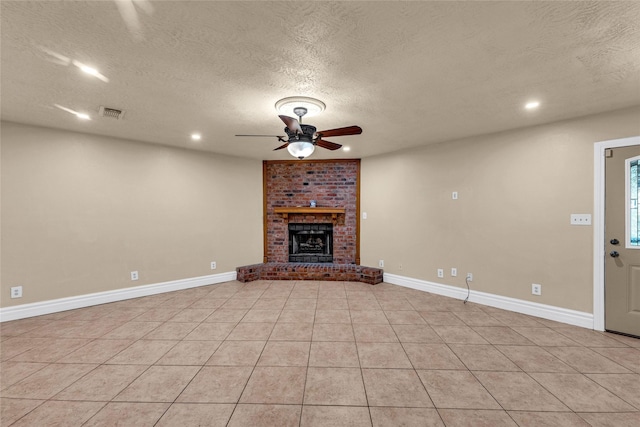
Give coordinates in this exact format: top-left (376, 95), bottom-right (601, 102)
top-left (379, 260), bottom-right (384, 268)
top-left (452, 191), bottom-right (458, 200)
top-left (532, 283), bottom-right (542, 295)
top-left (131, 271), bottom-right (139, 281)
top-left (210, 261), bottom-right (217, 270)
top-left (437, 269), bottom-right (444, 278)
top-left (10, 286), bottom-right (23, 299)
top-left (451, 268), bottom-right (457, 277)
top-left (466, 273), bottom-right (473, 281)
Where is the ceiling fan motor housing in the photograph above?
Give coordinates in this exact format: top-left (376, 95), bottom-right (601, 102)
top-left (285, 124), bottom-right (317, 143)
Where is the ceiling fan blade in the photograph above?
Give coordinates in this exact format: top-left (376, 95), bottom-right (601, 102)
top-left (236, 134), bottom-right (288, 143)
top-left (315, 139), bottom-right (342, 151)
top-left (279, 115), bottom-right (303, 134)
top-left (317, 126), bottom-right (362, 138)
top-left (235, 134), bottom-right (285, 137)
top-left (273, 142), bottom-right (289, 151)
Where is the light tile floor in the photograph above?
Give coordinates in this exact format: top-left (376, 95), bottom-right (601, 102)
top-left (1, 280), bottom-right (639, 426)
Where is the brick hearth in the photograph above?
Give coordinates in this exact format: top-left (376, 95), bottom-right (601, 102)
top-left (236, 263), bottom-right (383, 285)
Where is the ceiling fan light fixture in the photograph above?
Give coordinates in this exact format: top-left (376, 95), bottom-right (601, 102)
top-left (287, 140), bottom-right (315, 159)
top-left (275, 96), bottom-right (326, 118)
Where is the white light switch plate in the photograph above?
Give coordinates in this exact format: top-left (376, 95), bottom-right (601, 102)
top-left (570, 214), bottom-right (591, 225)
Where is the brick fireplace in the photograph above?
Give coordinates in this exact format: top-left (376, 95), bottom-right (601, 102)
top-left (236, 158), bottom-right (382, 284)
top-left (263, 159), bottom-right (360, 264)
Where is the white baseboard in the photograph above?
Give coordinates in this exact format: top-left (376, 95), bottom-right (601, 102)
top-left (0, 271), bottom-right (237, 322)
top-left (384, 273), bottom-right (594, 329)
top-left (1, 271), bottom-right (594, 328)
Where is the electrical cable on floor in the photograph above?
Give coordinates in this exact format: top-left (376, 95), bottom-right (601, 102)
top-left (464, 275), bottom-right (470, 304)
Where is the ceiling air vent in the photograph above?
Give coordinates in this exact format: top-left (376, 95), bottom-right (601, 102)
top-left (98, 106), bottom-right (125, 120)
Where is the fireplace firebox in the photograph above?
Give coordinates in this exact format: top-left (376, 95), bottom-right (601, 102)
top-left (288, 223), bottom-right (333, 263)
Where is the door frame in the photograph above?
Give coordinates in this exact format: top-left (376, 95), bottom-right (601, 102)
top-left (593, 136), bottom-right (640, 331)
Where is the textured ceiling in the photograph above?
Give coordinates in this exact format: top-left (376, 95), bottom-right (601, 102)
top-left (2, 1), bottom-right (639, 160)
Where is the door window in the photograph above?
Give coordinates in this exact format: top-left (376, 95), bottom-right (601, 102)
top-left (627, 155), bottom-right (640, 247)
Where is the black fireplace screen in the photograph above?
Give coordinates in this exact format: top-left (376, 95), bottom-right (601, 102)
top-left (288, 223), bottom-right (333, 263)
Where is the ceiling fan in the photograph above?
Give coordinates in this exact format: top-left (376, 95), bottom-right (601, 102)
top-left (236, 107), bottom-right (362, 159)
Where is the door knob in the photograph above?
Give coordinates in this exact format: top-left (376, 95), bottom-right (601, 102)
top-left (610, 238), bottom-right (620, 245)
top-left (610, 251), bottom-right (620, 258)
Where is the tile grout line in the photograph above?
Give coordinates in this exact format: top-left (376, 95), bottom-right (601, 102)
top-left (2, 280), bottom-right (639, 426)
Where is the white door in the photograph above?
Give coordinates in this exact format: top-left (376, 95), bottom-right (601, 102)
top-left (604, 145), bottom-right (640, 337)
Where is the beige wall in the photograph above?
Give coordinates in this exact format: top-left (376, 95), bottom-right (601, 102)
top-left (1, 122), bottom-right (263, 307)
top-left (3, 107), bottom-right (640, 313)
top-left (361, 106), bottom-right (640, 313)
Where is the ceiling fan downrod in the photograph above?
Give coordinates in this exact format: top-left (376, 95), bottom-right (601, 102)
top-left (293, 106), bottom-right (307, 123)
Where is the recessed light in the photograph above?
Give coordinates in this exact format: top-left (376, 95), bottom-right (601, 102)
top-left (343, 146), bottom-right (351, 152)
top-left (525, 101), bottom-right (540, 110)
top-left (79, 64), bottom-right (98, 76)
top-left (71, 60), bottom-right (109, 82)
top-left (191, 133), bottom-right (202, 141)
top-left (54, 104), bottom-right (91, 120)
